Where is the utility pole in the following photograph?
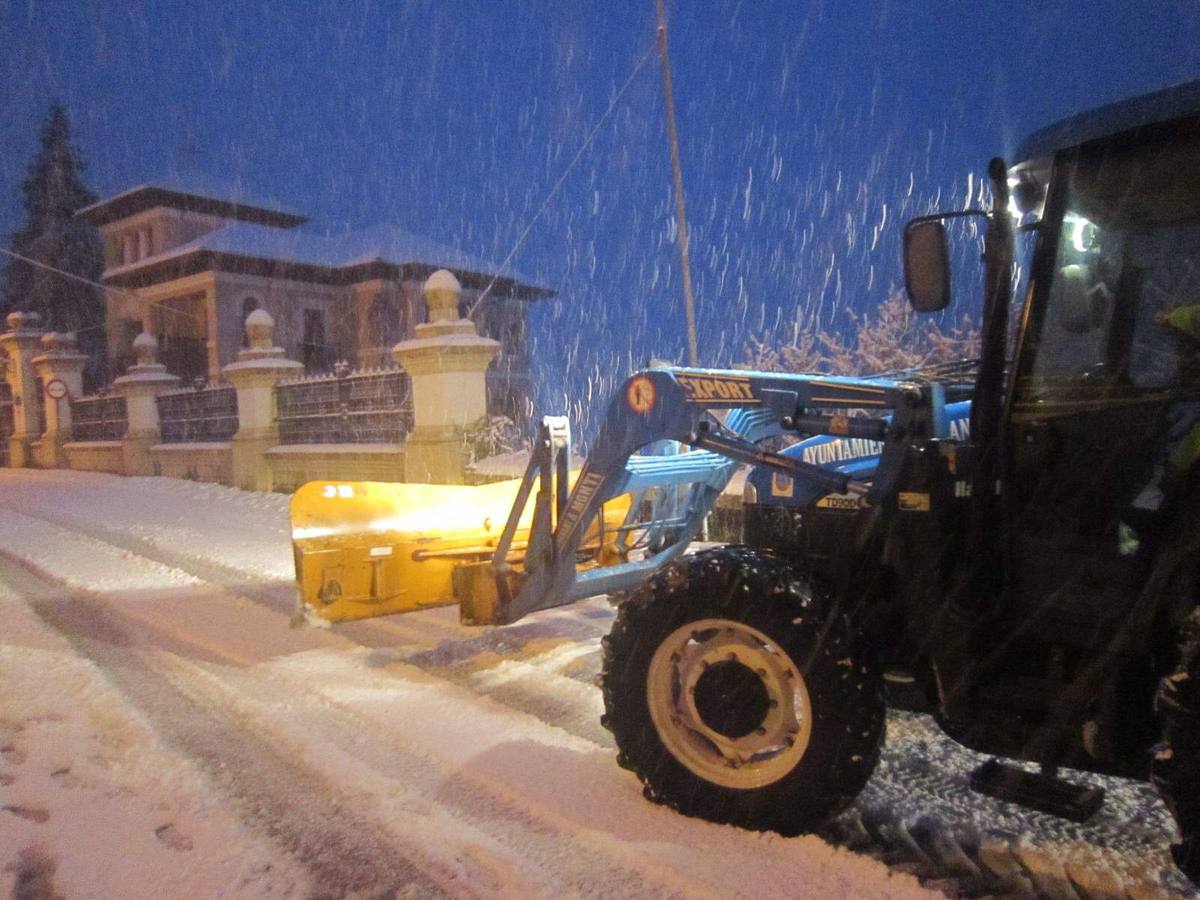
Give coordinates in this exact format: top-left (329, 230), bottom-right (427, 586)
top-left (655, 0), bottom-right (699, 367)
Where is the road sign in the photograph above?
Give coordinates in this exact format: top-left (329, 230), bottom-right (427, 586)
top-left (45, 378), bottom-right (68, 401)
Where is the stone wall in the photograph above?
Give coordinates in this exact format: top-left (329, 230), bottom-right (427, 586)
top-left (264, 444), bottom-right (405, 493)
top-left (62, 441), bottom-right (125, 475)
top-left (151, 443), bottom-right (234, 484)
top-left (0, 270), bottom-right (492, 495)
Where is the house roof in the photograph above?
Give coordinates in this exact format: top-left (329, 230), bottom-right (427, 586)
top-left (77, 175), bottom-right (308, 228)
top-left (102, 221), bottom-right (554, 300)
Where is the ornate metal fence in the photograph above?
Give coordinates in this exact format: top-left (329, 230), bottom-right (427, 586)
top-left (276, 366), bottom-right (413, 445)
top-left (157, 385), bottom-right (239, 443)
top-left (71, 394), bottom-right (128, 442)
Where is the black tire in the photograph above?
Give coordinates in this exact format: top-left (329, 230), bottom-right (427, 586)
top-left (600, 545), bottom-right (885, 835)
top-left (1154, 608), bottom-right (1200, 884)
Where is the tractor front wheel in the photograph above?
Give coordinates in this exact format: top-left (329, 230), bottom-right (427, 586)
top-left (600, 546), bottom-right (884, 835)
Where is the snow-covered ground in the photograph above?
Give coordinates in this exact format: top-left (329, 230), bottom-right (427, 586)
top-left (0, 469), bottom-right (1193, 899)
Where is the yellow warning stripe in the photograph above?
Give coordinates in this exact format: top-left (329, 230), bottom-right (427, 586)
top-left (810, 397), bottom-right (888, 406)
top-left (810, 383), bottom-right (887, 394)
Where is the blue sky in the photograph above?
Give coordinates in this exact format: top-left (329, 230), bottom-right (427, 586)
top-left (2, 0), bottom-right (1199, 425)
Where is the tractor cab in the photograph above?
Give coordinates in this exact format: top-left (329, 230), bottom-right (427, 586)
top-left (900, 82), bottom-right (1200, 778)
top-left (1005, 110), bottom-right (1200, 647)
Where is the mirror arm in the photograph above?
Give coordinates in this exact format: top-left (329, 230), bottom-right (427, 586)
top-left (908, 210), bottom-right (989, 227)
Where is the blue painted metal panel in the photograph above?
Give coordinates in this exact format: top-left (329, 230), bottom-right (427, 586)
top-left (745, 399), bottom-right (972, 508)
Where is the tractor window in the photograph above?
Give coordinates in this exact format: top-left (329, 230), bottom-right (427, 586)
top-left (1017, 120), bottom-right (1200, 400)
top-left (1125, 224), bottom-right (1200, 389)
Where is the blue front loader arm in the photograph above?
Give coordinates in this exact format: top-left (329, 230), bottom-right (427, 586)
top-left (486, 366), bottom-right (968, 625)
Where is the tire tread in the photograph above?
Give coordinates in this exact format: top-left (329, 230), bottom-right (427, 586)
top-left (600, 545), bottom-right (885, 835)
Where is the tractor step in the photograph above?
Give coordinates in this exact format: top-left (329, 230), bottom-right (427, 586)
top-left (969, 758), bottom-right (1105, 823)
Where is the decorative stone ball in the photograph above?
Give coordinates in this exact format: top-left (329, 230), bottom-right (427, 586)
top-left (132, 330), bottom-right (159, 366)
top-left (40, 331), bottom-right (77, 352)
top-left (6, 310), bottom-right (40, 332)
top-left (245, 308), bottom-right (275, 348)
top-left (423, 269), bottom-right (462, 322)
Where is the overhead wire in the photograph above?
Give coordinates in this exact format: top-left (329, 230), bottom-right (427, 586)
top-left (655, 0), bottom-right (699, 367)
top-left (466, 43), bottom-right (657, 320)
top-left (0, 245), bottom-right (202, 335)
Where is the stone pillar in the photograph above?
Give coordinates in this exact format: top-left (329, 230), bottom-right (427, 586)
top-left (223, 309), bottom-right (302, 492)
top-left (31, 332), bottom-right (89, 468)
top-left (392, 270), bottom-right (499, 483)
top-left (0, 311), bottom-right (46, 467)
top-left (112, 332), bottom-right (180, 475)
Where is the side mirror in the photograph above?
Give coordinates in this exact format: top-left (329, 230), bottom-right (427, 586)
top-left (903, 220), bottom-right (951, 312)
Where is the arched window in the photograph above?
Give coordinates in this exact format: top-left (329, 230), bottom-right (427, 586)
top-left (240, 297), bottom-right (258, 347)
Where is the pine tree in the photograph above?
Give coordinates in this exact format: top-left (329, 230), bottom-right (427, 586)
top-left (2, 104), bottom-right (106, 384)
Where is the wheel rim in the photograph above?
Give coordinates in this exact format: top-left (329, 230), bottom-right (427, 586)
top-left (646, 617), bottom-right (813, 789)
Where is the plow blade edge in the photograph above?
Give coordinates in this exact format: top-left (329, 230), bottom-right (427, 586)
top-left (290, 476), bottom-right (629, 625)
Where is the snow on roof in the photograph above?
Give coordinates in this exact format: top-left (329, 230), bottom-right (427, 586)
top-left (104, 220), bottom-right (550, 294)
top-left (143, 171), bottom-right (304, 216)
top-left (329, 222), bottom-right (510, 273)
top-left (78, 171), bottom-right (304, 222)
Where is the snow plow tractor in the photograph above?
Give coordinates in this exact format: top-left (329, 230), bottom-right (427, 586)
top-left (292, 80), bottom-right (1200, 882)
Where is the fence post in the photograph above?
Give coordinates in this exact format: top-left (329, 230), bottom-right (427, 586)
top-left (0, 311), bottom-right (46, 467)
top-left (112, 332), bottom-right (180, 475)
top-left (392, 269), bottom-right (498, 483)
top-left (333, 360), bottom-right (352, 443)
top-left (223, 309), bottom-right (302, 491)
top-left (31, 331), bottom-right (89, 468)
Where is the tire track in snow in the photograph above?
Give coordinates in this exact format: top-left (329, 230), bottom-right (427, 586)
top-left (157, 651), bottom-right (743, 900)
top-left (0, 556), bottom-right (464, 900)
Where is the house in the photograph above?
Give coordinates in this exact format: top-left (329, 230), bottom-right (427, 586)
top-left (75, 177), bottom-right (552, 420)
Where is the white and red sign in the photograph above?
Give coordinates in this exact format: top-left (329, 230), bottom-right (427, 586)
top-left (45, 378), bottom-right (68, 401)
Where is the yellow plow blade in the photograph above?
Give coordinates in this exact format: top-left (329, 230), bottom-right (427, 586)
top-left (290, 476), bottom-right (629, 625)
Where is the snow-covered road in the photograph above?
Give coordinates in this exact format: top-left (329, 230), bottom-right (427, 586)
top-left (0, 470), bottom-right (1193, 899)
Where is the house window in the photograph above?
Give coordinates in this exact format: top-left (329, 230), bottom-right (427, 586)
top-left (241, 297), bottom-right (258, 347)
top-left (300, 308), bottom-right (331, 372)
top-left (120, 227), bottom-right (154, 265)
